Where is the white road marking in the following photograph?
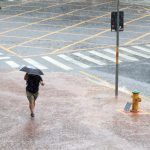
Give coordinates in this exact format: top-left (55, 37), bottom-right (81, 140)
top-left (88, 50), bottom-right (118, 62)
top-left (104, 48), bottom-right (138, 61)
top-left (24, 58), bottom-right (48, 70)
top-left (73, 52), bottom-right (105, 65)
top-left (0, 57), bottom-right (10, 60)
top-left (146, 44), bottom-right (150, 47)
top-left (120, 47), bottom-right (150, 58)
top-left (132, 46), bottom-right (150, 53)
top-left (5, 61), bottom-right (19, 68)
top-left (42, 56), bottom-right (72, 71)
top-left (58, 54), bottom-right (90, 68)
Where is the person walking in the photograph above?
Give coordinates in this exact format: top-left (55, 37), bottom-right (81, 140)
top-left (24, 73), bottom-right (44, 117)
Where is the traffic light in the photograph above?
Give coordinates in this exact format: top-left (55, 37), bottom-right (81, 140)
top-left (111, 11), bottom-right (124, 31)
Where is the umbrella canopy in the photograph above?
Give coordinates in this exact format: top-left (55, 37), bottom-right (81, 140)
top-left (19, 65), bottom-right (44, 75)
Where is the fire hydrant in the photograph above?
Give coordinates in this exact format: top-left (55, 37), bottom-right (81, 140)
top-left (130, 90), bottom-right (141, 113)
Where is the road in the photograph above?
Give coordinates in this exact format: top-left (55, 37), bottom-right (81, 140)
top-left (0, 0), bottom-right (149, 95)
top-left (0, 1), bottom-right (150, 150)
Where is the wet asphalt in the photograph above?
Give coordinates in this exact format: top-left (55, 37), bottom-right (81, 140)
top-left (0, 0), bottom-right (149, 97)
top-left (0, 1), bottom-right (150, 149)
top-left (0, 0), bottom-right (149, 55)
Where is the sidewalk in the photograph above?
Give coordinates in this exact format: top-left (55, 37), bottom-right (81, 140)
top-left (0, 71), bottom-right (150, 150)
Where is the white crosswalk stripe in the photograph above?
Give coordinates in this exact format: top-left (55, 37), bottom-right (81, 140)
top-left (88, 50), bottom-right (120, 62)
top-left (0, 57), bottom-right (10, 60)
top-left (23, 58), bottom-right (48, 70)
top-left (132, 46), bottom-right (150, 53)
top-left (58, 54), bottom-right (90, 68)
top-left (73, 52), bottom-right (105, 65)
top-left (146, 44), bottom-right (150, 47)
top-left (5, 61), bottom-right (20, 68)
top-left (1, 45), bottom-right (150, 71)
top-left (104, 48), bottom-right (138, 61)
top-left (42, 56), bottom-right (72, 71)
top-left (120, 47), bottom-right (150, 58)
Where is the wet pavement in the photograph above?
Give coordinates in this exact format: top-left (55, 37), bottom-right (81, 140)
top-left (0, 1), bottom-right (150, 149)
top-left (0, 71), bottom-right (150, 150)
top-left (0, 0), bottom-right (149, 56)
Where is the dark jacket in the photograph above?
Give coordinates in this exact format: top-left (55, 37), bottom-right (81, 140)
top-left (26, 74), bottom-right (42, 93)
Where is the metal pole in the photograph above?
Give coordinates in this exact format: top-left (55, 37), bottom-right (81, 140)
top-left (115, 0), bottom-right (119, 97)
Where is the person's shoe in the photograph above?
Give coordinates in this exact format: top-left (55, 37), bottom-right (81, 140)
top-left (31, 113), bottom-right (35, 117)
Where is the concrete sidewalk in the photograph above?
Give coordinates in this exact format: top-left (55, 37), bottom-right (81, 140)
top-left (0, 71), bottom-right (150, 150)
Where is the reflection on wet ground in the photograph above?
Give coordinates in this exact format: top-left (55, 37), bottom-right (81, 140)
top-left (1, 72), bottom-right (150, 149)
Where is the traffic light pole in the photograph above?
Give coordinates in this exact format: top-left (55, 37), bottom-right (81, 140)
top-left (115, 0), bottom-right (119, 97)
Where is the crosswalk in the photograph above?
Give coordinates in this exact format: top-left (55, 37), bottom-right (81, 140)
top-left (0, 44), bottom-right (150, 72)
top-left (58, 54), bottom-right (90, 69)
top-left (119, 47), bottom-right (150, 58)
top-left (42, 56), bottom-right (72, 71)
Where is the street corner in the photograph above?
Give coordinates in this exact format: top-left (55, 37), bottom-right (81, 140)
top-left (42, 71), bottom-right (111, 99)
top-left (117, 109), bottom-right (150, 115)
top-left (0, 71), bottom-right (25, 93)
top-left (0, 70), bottom-right (113, 100)
top-left (117, 97), bottom-right (150, 116)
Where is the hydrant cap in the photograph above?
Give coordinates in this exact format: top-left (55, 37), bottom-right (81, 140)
top-left (132, 90), bottom-right (140, 94)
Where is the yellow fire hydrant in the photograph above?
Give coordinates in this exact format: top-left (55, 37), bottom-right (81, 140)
top-left (130, 90), bottom-right (141, 113)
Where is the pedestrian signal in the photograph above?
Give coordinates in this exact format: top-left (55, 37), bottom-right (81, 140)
top-left (111, 11), bottom-right (124, 31)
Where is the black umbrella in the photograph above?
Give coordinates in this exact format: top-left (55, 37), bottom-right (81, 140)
top-left (19, 65), bottom-right (44, 75)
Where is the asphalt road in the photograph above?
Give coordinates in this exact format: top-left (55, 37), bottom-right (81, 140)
top-left (0, 1), bottom-right (150, 150)
top-left (0, 0), bottom-right (149, 97)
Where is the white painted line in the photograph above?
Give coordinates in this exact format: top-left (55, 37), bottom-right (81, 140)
top-left (58, 54), bottom-right (90, 68)
top-left (42, 56), bottom-right (72, 71)
top-left (5, 61), bottom-right (19, 68)
top-left (104, 48), bottom-right (138, 61)
top-left (132, 46), bottom-right (150, 53)
top-left (0, 57), bottom-right (10, 60)
top-left (24, 58), bottom-right (48, 70)
top-left (120, 47), bottom-right (150, 58)
top-left (146, 44), bottom-right (150, 47)
top-left (88, 50), bottom-right (118, 62)
top-left (73, 52), bottom-right (105, 65)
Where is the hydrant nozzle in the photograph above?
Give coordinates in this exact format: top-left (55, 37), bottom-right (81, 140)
top-left (130, 90), bottom-right (141, 113)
